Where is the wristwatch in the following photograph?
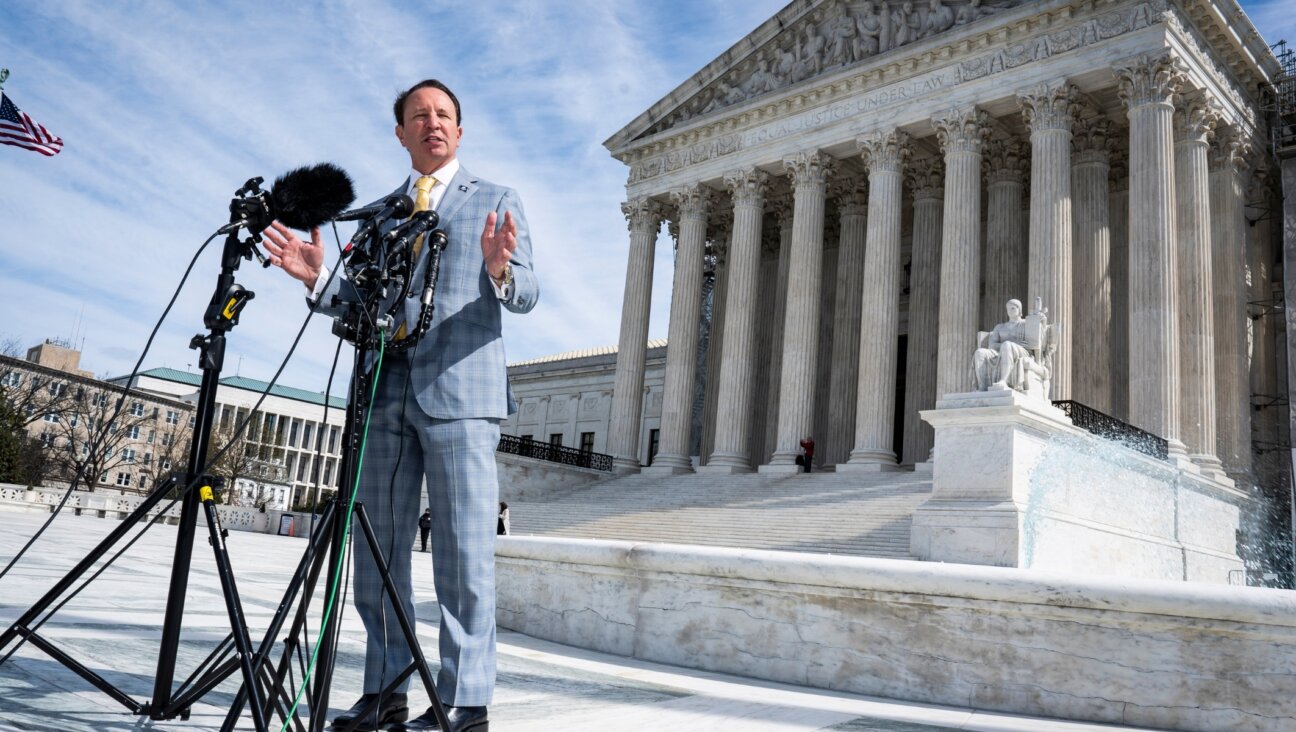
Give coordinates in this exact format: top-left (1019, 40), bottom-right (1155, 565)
top-left (491, 263), bottom-right (513, 287)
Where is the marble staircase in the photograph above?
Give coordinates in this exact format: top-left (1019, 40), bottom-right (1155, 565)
top-left (508, 468), bottom-right (933, 558)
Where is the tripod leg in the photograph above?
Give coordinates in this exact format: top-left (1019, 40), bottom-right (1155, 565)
top-left (197, 484), bottom-right (270, 732)
top-left (0, 477), bottom-right (181, 655)
top-left (352, 503), bottom-right (448, 730)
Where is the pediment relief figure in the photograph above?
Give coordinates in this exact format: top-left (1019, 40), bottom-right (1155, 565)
top-left (645, 0), bottom-right (1023, 136)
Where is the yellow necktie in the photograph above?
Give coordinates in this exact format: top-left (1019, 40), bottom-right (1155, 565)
top-left (395, 175), bottom-right (437, 342)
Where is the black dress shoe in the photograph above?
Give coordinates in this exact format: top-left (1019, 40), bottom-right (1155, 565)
top-left (331, 692), bottom-right (409, 731)
top-left (393, 704), bottom-right (488, 731)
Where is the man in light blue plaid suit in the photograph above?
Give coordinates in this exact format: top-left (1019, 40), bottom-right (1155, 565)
top-left (264, 79), bottom-right (537, 732)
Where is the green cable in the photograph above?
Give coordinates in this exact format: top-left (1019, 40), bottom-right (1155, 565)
top-left (280, 338), bottom-right (385, 731)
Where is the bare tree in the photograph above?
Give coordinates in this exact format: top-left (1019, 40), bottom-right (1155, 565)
top-left (47, 390), bottom-right (164, 492)
top-left (204, 410), bottom-right (287, 506)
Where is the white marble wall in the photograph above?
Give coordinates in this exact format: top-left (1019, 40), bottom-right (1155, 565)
top-left (497, 536), bottom-right (1296, 732)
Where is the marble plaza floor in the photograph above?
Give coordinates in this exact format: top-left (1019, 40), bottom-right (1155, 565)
top-left (0, 510), bottom-right (1165, 732)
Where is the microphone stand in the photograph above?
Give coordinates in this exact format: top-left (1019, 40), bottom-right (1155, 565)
top-left (0, 178), bottom-right (285, 731)
top-left (221, 220), bottom-right (450, 732)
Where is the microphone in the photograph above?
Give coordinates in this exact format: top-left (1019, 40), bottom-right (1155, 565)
top-left (218, 162), bottom-right (356, 235)
top-left (346, 194), bottom-right (416, 246)
top-left (384, 210), bottom-right (440, 255)
top-left (271, 163), bottom-right (356, 230)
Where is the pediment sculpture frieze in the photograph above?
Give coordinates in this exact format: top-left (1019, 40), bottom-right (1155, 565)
top-left (650, 0), bottom-right (1023, 135)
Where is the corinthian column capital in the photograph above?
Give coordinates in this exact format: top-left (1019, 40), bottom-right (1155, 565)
top-left (670, 183), bottom-right (715, 221)
top-left (1173, 92), bottom-right (1221, 145)
top-left (933, 106), bottom-right (990, 155)
top-left (1116, 53), bottom-right (1187, 111)
top-left (621, 197), bottom-right (667, 234)
top-left (906, 156), bottom-right (945, 200)
top-left (1209, 126), bottom-right (1253, 174)
top-left (723, 168), bottom-right (771, 208)
top-left (982, 135), bottom-right (1028, 184)
top-left (857, 129), bottom-right (911, 175)
top-left (831, 175), bottom-right (869, 212)
top-left (1072, 115), bottom-right (1116, 165)
top-left (1018, 81), bottom-right (1079, 133)
top-left (783, 150), bottom-right (837, 188)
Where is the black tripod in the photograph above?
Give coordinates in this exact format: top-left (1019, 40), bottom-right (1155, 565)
top-left (0, 177), bottom-right (284, 730)
top-left (211, 205), bottom-right (451, 731)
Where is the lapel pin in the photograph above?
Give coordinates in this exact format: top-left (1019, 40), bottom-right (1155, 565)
top-left (458, 184), bottom-right (469, 192)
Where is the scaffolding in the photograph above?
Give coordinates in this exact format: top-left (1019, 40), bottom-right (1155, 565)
top-left (1274, 41), bottom-right (1296, 158)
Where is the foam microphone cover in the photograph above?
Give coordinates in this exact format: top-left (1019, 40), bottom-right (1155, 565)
top-left (272, 163), bottom-right (356, 230)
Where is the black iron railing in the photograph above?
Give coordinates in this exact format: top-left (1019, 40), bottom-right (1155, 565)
top-left (497, 434), bottom-right (613, 471)
top-left (1052, 400), bottom-right (1168, 460)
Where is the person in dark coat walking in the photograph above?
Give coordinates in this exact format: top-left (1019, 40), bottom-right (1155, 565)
top-left (418, 508), bottom-right (431, 552)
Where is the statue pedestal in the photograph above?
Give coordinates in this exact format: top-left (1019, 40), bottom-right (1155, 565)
top-left (912, 390), bottom-right (1248, 583)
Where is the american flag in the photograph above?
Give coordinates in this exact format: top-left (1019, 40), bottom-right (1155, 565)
top-left (1, 92), bottom-right (64, 156)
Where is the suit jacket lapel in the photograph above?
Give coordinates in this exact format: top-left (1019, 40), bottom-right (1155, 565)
top-left (436, 165), bottom-right (477, 223)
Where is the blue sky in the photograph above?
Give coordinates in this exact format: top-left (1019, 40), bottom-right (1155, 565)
top-left (0, 0), bottom-right (1291, 396)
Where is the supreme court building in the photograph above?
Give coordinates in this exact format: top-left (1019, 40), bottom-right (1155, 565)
top-left (600, 0), bottom-right (1287, 482)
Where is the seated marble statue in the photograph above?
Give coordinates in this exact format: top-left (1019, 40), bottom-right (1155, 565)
top-left (972, 298), bottom-right (1055, 399)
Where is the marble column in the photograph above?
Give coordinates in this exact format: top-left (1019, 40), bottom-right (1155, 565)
top-left (1117, 53), bottom-right (1187, 456)
top-left (824, 178), bottom-right (869, 466)
top-left (1209, 126), bottom-right (1253, 478)
top-left (765, 151), bottom-right (835, 471)
top-left (699, 229), bottom-right (729, 465)
top-left (763, 197), bottom-right (795, 463)
top-left (982, 135), bottom-right (1029, 328)
top-left (902, 156), bottom-right (944, 466)
top-left (1072, 113), bottom-right (1115, 413)
top-left (844, 130), bottom-right (909, 471)
top-left (813, 218), bottom-right (840, 465)
top-left (1174, 94), bottom-right (1226, 477)
top-left (608, 197), bottom-right (665, 471)
top-left (705, 169), bottom-right (769, 472)
top-left (933, 107), bottom-right (990, 401)
top-left (750, 224), bottom-right (782, 465)
top-left (1019, 81), bottom-right (1077, 400)
top-left (647, 184), bottom-right (713, 474)
top-left (1108, 141), bottom-right (1131, 421)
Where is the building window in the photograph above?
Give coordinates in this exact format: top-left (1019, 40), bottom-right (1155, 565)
top-left (0, 372), bottom-right (20, 387)
top-left (328, 427), bottom-right (340, 454)
top-left (323, 460), bottom-right (334, 487)
top-left (130, 402), bottom-right (144, 417)
top-left (289, 419), bottom-right (300, 447)
top-left (122, 448), bottom-right (136, 463)
top-left (152, 406), bottom-right (160, 418)
top-left (188, 415), bottom-right (196, 428)
top-left (69, 414), bottom-right (78, 427)
top-left (147, 429), bottom-right (155, 444)
top-left (48, 382), bottom-right (65, 397)
top-left (549, 433), bottom-right (563, 447)
top-left (160, 458), bottom-right (172, 471)
top-left (43, 412), bottom-right (60, 424)
top-left (520, 434), bottom-right (533, 442)
top-left (165, 410), bottom-right (179, 425)
top-left (128, 425), bottom-right (141, 440)
top-left (162, 433), bottom-right (173, 447)
top-left (646, 429), bottom-right (660, 466)
top-left (143, 453), bottom-right (152, 465)
top-left (115, 472), bottom-right (131, 487)
top-left (297, 457), bottom-right (308, 482)
top-left (139, 475), bottom-right (149, 489)
top-left (302, 423), bottom-right (314, 451)
top-left (39, 432), bottom-right (55, 447)
top-left (93, 393), bottom-right (108, 407)
top-left (580, 432), bottom-right (595, 453)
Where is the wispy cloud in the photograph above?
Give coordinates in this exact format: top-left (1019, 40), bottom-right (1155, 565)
top-left (0, 0), bottom-right (783, 393)
top-left (1, 0), bottom-right (1285, 398)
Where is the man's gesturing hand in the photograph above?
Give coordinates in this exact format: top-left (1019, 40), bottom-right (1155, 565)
top-left (480, 211), bottom-right (516, 281)
top-left (263, 221), bottom-right (324, 290)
